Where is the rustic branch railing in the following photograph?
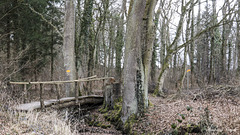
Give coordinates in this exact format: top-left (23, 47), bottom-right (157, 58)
top-left (10, 75), bottom-right (114, 109)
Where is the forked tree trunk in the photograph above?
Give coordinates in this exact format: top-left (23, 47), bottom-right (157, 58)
top-left (154, 0), bottom-right (190, 96)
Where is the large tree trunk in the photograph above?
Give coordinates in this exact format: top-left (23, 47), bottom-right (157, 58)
top-left (63, 0), bottom-right (76, 97)
top-left (237, 1), bottom-right (240, 73)
top-left (122, 0), bottom-right (146, 123)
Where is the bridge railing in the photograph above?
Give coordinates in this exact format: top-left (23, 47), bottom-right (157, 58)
top-left (10, 75), bottom-right (114, 109)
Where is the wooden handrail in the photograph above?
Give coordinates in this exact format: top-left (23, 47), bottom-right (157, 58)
top-left (9, 75), bottom-right (114, 109)
top-left (9, 76), bottom-right (114, 85)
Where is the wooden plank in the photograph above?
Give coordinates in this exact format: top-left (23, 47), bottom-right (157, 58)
top-left (10, 82), bottom-right (30, 85)
top-left (56, 97), bottom-right (103, 109)
top-left (13, 95), bottom-right (103, 111)
top-left (59, 97), bottom-right (76, 103)
top-left (14, 100), bottom-right (58, 111)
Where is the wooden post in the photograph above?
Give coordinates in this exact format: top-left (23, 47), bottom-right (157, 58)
top-left (55, 84), bottom-right (61, 103)
top-left (75, 82), bottom-right (79, 103)
top-left (24, 84), bottom-right (27, 103)
top-left (187, 69), bottom-right (190, 90)
top-left (39, 83), bottom-right (45, 109)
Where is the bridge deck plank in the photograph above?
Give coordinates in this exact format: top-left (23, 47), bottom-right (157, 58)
top-left (13, 95), bottom-right (103, 111)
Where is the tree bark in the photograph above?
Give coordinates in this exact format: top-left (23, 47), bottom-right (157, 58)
top-left (179, 7), bottom-right (191, 91)
top-left (122, 0), bottom-right (146, 123)
top-left (63, 0), bottom-right (76, 97)
top-left (237, 1), bottom-right (240, 73)
top-left (142, 0), bottom-right (158, 108)
top-left (155, 0), bottom-right (191, 95)
top-left (190, 0), bottom-right (195, 87)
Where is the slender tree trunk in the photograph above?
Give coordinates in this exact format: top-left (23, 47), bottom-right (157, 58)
top-left (209, 0), bottom-right (217, 84)
top-left (115, 0), bottom-right (126, 81)
top-left (102, 0), bottom-right (109, 76)
top-left (150, 7), bottom-right (160, 84)
top-left (75, 0), bottom-right (81, 81)
top-left (190, 0), bottom-right (195, 87)
top-left (50, 17), bottom-right (54, 91)
top-left (221, 0), bottom-right (227, 79)
top-left (196, 0), bottom-right (201, 85)
top-left (142, 0), bottom-right (158, 108)
top-left (179, 7), bottom-right (191, 91)
top-left (228, 42), bottom-right (232, 71)
top-left (160, 19), bottom-right (166, 67)
top-left (179, 46), bottom-right (187, 91)
top-left (155, 0), bottom-right (190, 95)
top-left (6, 17), bottom-right (11, 63)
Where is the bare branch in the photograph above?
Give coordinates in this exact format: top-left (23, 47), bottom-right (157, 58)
top-left (23, 3), bottom-right (63, 38)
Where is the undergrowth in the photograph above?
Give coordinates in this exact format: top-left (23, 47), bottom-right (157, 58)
top-left (0, 84), bottom-right (76, 135)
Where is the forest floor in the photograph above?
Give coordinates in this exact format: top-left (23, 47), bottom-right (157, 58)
top-left (78, 85), bottom-right (240, 135)
top-left (0, 85), bottom-right (240, 135)
top-left (73, 85), bottom-right (240, 134)
top-left (132, 91), bottom-right (240, 134)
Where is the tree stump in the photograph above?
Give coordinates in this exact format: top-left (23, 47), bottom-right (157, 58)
top-left (104, 83), bottom-right (121, 109)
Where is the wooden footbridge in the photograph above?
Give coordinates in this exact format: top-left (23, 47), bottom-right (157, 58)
top-left (10, 76), bottom-right (114, 111)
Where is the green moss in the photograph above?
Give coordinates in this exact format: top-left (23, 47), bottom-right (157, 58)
top-left (114, 103), bottom-right (121, 110)
top-left (153, 88), bottom-right (159, 96)
top-left (88, 119), bottom-right (111, 129)
top-left (172, 129), bottom-right (178, 135)
top-left (88, 121), bottom-right (94, 126)
top-left (123, 114), bottom-right (137, 134)
top-left (99, 106), bottom-right (109, 113)
top-left (114, 97), bottom-right (122, 103)
top-left (101, 124), bottom-right (111, 129)
top-left (102, 97), bottom-right (123, 131)
top-left (148, 100), bottom-right (154, 107)
top-left (95, 122), bottom-right (101, 127)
